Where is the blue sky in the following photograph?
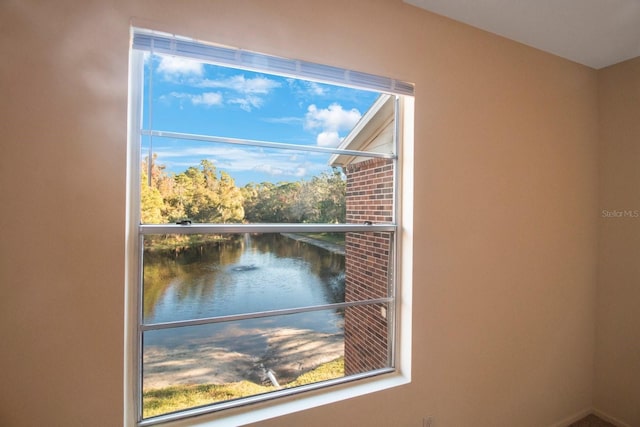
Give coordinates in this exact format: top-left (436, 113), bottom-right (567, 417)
top-left (142, 53), bottom-right (381, 186)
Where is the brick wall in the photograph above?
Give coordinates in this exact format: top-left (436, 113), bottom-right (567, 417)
top-left (344, 157), bottom-right (394, 375)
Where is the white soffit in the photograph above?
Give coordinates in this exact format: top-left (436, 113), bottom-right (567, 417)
top-left (404, 0), bottom-right (640, 69)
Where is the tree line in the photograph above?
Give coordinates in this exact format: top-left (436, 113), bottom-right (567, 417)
top-left (141, 156), bottom-right (346, 225)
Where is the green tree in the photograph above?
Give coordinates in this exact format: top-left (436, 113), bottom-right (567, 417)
top-left (168, 160), bottom-right (244, 223)
top-left (217, 171), bottom-right (244, 222)
top-left (314, 169), bottom-right (346, 223)
top-left (141, 156), bottom-right (172, 223)
top-left (242, 169), bottom-right (345, 224)
top-left (140, 167), bottom-right (165, 224)
top-left (141, 157), bottom-right (345, 226)
top-left (141, 157), bottom-right (244, 224)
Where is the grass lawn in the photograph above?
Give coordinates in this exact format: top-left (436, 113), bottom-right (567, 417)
top-left (143, 357), bottom-right (344, 419)
top-left (298, 232), bottom-right (345, 246)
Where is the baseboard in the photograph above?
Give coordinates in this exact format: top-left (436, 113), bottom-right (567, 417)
top-left (547, 407), bottom-right (593, 427)
top-left (592, 408), bottom-right (632, 427)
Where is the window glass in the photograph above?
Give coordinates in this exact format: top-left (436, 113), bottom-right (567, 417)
top-left (142, 311), bottom-right (346, 419)
top-left (140, 140), bottom-right (363, 224)
top-left (142, 232), bottom-right (347, 323)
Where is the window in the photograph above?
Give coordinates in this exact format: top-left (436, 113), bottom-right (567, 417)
top-left (127, 28), bottom-right (414, 426)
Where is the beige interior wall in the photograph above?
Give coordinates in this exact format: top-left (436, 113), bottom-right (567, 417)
top-left (595, 57), bottom-right (640, 427)
top-left (0, 1), bottom-right (600, 426)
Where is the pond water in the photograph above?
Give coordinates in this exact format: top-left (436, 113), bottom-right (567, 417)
top-left (141, 233), bottom-right (346, 390)
top-left (144, 233), bottom-right (345, 325)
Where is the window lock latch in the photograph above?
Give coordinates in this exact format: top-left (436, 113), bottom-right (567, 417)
top-left (176, 220), bottom-right (192, 225)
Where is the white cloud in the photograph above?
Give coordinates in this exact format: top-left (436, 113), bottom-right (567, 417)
top-left (168, 92), bottom-right (223, 107)
top-left (287, 79), bottom-right (328, 99)
top-left (228, 95), bottom-right (264, 112)
top-left (156, 61), bottom-right (280, 111)
top-left (157, 55), bottom-right (204, 77)
top-left (305, 103), bottom-right (361, 133)
top-left (154, 145), bottom-right (323, 180)
top-left (304, 103), bottom-right (361, 147)
top-left (316, 131), bottom-right (341, 147)
top-left (201, 75), bottom-right (281, 94)
top-left (252, 163), bottom-right (307, 178)
top-left (199, 74), bottom-right (281, 112)
top-left (254, 164), bottom-right (284, 176)
top-left (307, 82), bottom-right (326, 96)
top-left (191, 92), bottom-right (224, 106)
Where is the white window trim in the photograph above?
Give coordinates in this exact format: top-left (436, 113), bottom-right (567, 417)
top-left (124, 27), bottom-right (414, 427)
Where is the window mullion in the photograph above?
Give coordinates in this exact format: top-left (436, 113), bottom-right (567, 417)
top-left (140, 129), bottom-right (396, 160)
top-left (139, 223), bottom-right (396, 235)
top-left (141, 297), bottom-right (394, 331)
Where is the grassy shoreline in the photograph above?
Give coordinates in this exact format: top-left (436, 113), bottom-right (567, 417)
top-left (143, 357), bottom-right (344, 419)
top-left (143, 232), bottom-right (344, 255)
top-left (297, 232), bottom-right (345, 246)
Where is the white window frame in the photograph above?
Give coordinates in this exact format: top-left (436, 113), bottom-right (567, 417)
top-left (125, 27), bottom-right (414, 427)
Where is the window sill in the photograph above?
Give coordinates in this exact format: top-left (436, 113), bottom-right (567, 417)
top-left (141, 371), bottom-right (410, 427)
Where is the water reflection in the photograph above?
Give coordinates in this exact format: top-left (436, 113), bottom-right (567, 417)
top-left (143, 233), bottom-right (345, 324)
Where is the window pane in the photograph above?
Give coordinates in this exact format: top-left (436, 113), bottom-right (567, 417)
top-left (139, 137), bottom-right (361, 224)
top-left (343, 303), bottom-right (392, 375)
top-left (344, 231), bottom-right (393, 301)
top-left (139, 141), bottom-right (396, 225)
top-left (142, 313), bottom-right (345, 418)
top-left (143, 233), bottom-right (346, 323)
top-left (344, 158), bottom-right (395, 224)
top-left (143, 53), bottom-right (383, 148)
